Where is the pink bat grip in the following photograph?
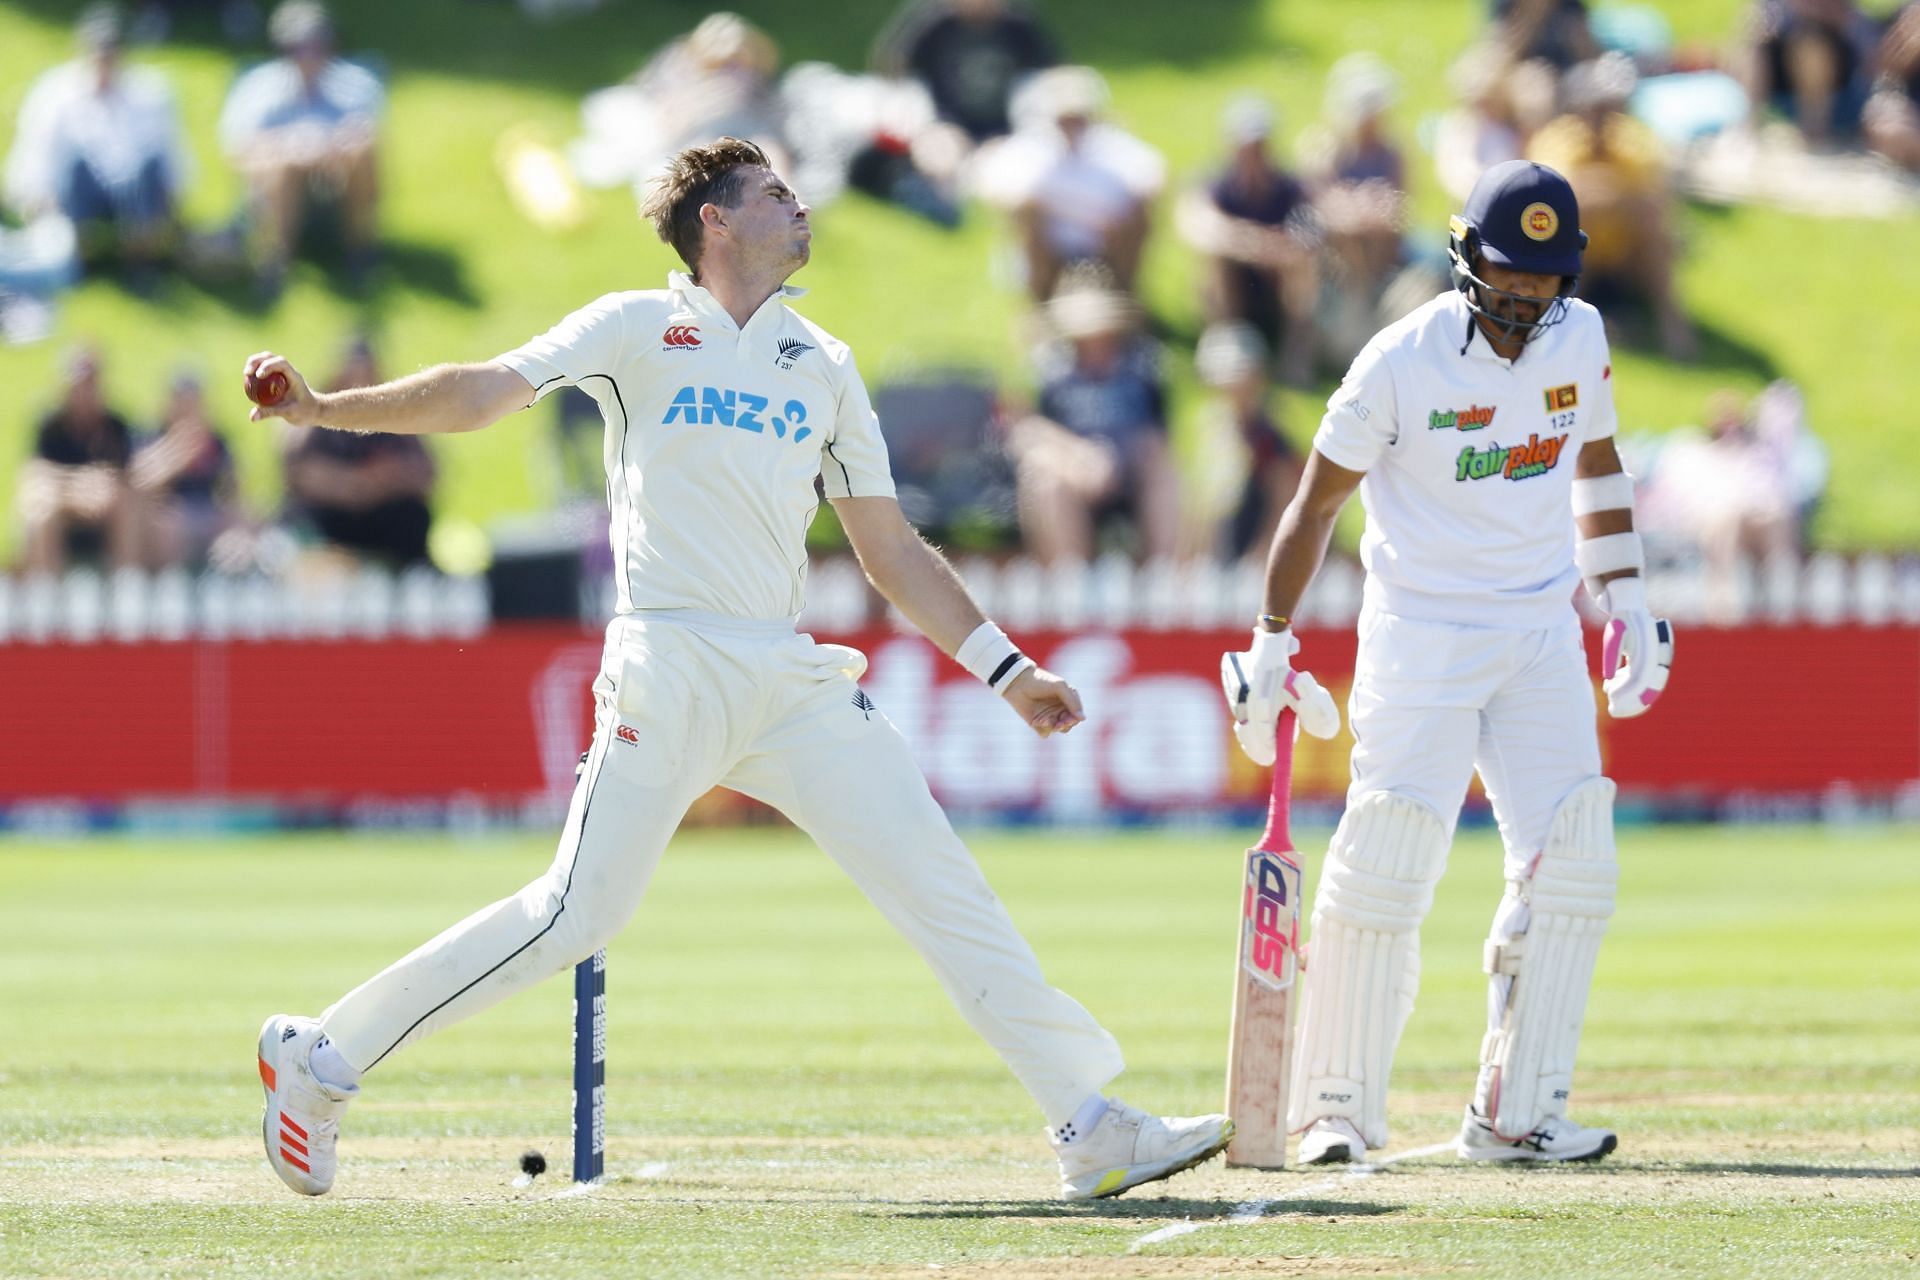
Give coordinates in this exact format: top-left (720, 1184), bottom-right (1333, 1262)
top-left (1259, 708), bottom-right (1297, 854)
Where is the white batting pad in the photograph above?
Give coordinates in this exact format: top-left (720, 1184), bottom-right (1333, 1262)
top-left (1476, 777), bottom-right (1619, 1139)
top-left (1288, 791), bottom-right (1450, 1150)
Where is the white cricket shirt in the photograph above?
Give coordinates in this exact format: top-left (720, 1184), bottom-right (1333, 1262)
top-left (1313, 290), bottom-right (1616, 629)
top-left (494, 271), bottom-right (896, 621)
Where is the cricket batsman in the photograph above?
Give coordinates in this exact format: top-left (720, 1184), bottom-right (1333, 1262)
top-left (1220, 160), bottom-right (1674, 1164)
top-left (246, 137), bottom-right (1232, 1201)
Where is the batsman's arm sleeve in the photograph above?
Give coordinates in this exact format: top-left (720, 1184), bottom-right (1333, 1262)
top-left (1584, 324), bottom-right (1619, 441)
top-left (1311, 338), bottom-right (1397, 474)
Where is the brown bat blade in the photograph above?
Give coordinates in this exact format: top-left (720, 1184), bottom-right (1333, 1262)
top-left (1226, 708), bottom-right (1303, 1168)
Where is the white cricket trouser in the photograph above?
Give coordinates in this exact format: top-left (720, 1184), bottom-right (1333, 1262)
top-left (321, 611), bottom-right (1124, 1125)
top-left (1347, 607), bottom-right (1602, 879)
top-left (1291, 605), bottom-right (1608, 1139)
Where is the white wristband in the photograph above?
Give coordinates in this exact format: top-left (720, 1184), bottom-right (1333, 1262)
top-left (1571, 472), bottom-right (1636, 517)
top-left (955, 621), bottom-right (1036, 695)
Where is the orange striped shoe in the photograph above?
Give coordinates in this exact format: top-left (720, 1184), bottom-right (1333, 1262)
top-left (257, 1014), bottom-right (357, 1195)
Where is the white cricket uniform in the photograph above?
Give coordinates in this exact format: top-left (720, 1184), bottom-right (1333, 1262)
top-left (320, 272), bottom-right (1123, 1125)
top-left (1313, 289), bottom-right (1615, 876)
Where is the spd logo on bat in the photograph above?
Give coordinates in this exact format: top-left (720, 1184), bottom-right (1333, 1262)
top-left (1241, 850), bottom-right (1303, 991)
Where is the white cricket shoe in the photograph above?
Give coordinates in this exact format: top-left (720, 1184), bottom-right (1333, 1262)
top-left (257, 1014), bottom-right (357, 1195)
top-left (1296, 1116), bottom-right (1366, 1165)
top-left (1455, 1105), bottom-right (1617, 1163)
top-left (1054, 1100), bottom-right (1234, 1200)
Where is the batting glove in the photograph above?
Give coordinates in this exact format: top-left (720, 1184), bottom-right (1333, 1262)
top-left (1221, 627), bottom-right (1341, 766)
top-left (1597, 577), bottom-right (1674, 719)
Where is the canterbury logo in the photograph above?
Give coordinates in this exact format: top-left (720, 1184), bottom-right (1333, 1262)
top-left (615, 725), bottom-right (639, 746)
top-left (662, 326), bottom-right (702, 349)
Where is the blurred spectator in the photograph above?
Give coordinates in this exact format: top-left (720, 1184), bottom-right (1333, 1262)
top-left (4, 4), bottom-right (188, 283)
top-left (1642, 383), bottom-right (1827, 621)
top-left (1433, 43), bottom-right (1555, 202)
top-left (1300, 54), bottom-right (1409, 359)
top-left (1195, 323), bottom-right (1301, 561)
top-left (1529, 53), bottom-right (1698, 359)
top-left (16, 345), bottom-right (138, 573)
top-left (779, 64), bottom-right (961, 227)
top-left (1176, 96), bottom-right (1320, 386)
top-left (571, 13), bottom-right (789, 195)
top-left (872, 0), bottom-right (1058, 143)
top-left (1006, 281), bottom-right (1179, 563)
top-left (281, 336), bottom-right (434, 570)
top-left (871, 372), bottom-right (1014, 546)
top-left (130, 370), bottom-right (245, 570)
top-left (1492, 0), bottom-right (1600, 71)
top-left (630, 12), bottom-right (785, 157)
top-left (1865, 2), bottom-right (1920, 171)
top-left (975, 66), bottom-right (1165, 301)
top-left (1740, 0), bottom-right (1877, 147)
top-left (218, 0), bottom-right (383, 298)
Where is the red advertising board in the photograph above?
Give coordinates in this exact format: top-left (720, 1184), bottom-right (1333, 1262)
top-left (0, 625), bottom-right (1914, 816)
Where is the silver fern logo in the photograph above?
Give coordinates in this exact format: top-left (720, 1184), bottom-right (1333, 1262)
top-left (775, 338), bottom-right (815, 370)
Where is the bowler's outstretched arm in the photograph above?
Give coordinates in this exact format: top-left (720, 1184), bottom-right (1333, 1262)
top-left (242, 352), bottom-right (534, 436)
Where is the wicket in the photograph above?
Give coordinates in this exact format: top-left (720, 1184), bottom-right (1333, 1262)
top-left (572, 949), bottom-right (606, 1183)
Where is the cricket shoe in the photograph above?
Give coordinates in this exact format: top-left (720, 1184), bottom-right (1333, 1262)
top-left (1455, 1105), bottom-right (1617, 1163)
top-left (1055, 1101), bottom-right (1234, 1200)
top-left (1296, 1116), bottom-right (1366, 1165)
top-left (257, 1014), bottom-right (357, 1195)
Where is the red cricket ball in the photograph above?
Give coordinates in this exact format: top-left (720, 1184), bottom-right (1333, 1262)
top-left (245, 368), bottom-right (290, 407)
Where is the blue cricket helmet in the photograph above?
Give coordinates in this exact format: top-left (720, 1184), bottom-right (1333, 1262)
top-left (1447, 160), bottom-right (1587, 341)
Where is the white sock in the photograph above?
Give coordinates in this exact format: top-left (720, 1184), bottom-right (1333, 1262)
top-left (1051, 1093), bottom-right (1110, 1146)
top-left (310, 1035), bottom-right (363, 1090)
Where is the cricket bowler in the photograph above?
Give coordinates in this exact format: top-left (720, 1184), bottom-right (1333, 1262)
top-left (246, 137), bottom-right (1231, 1201)
top-left (1220, 160), bottom-right (1674, 1164)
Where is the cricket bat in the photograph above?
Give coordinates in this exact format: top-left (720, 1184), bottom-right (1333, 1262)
top-left (1225, 707), bottom-right (1304, 1168)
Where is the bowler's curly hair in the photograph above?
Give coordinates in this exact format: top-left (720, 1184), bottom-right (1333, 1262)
top-left (641, 137), bottom-right (771, 276)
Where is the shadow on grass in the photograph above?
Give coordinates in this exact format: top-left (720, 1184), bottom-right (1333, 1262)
top-left (154, 233), bottom-right (478, 319)
top-left (1684, 314), bottom-right (1779, 381)
top-left (356, 238), bottom-right (481, 310)
top-left (884, 1197), bottom-right (1402, 1221)
top-left (1667, 1162), bottom-right (1920, 1180)
top-left (1592, 298), bottom-right (1778, 382)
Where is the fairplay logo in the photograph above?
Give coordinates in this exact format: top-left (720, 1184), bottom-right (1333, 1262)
top-left (661, 326), bottom-right (702, 349)
top-left (1429, 404), bottom-right (1496, 431)
top-left (1455, 433), bottom-right (1568, 482)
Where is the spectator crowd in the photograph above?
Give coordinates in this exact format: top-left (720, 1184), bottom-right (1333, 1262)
top-left (12, 0), bottom-right (1901, 598)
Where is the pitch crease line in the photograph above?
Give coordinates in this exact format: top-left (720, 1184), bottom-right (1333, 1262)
top-left (1127, 1140), bottom-right (1455, 1252)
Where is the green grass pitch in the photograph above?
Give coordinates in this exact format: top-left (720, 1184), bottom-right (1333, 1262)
top-left (2, 822), bottom-right (1916, 1278)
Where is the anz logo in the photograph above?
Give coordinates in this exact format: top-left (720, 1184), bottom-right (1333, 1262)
top-left (661, 385), bottom-right (812, 443)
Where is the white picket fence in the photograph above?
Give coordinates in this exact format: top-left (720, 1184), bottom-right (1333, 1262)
top-left (2, 551), bottom-right (1917, 642)
top-left (0, 567), bottom-right (490, 642)
top-left (796, 551), bottom-right (1920, 634)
